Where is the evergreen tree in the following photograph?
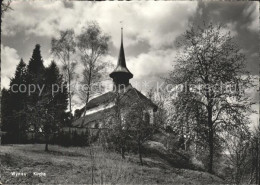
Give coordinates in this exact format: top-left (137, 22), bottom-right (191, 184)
top-left (1, 59), bottom-right (28, 143)
top-left (2, 46), bottom-right (68, 147)
top-left (45, 61), bottom-right (68, 125)
top-left (26, 44), bottom-right (46, 138)
top-left (27, 44), bottom-right (45, 78)
top-left (43, 61), bottom-right (68, 151)
top-left (9, 59), bottom-right (28, 143)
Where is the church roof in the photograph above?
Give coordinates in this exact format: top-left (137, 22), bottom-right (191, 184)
top-left (72, 87), bottom-right (158, 128)
top-left (85, 91), bottom-right (115, 110)
top-left (73, 107), bottom-right (115, 128)
top-left (109, 28), bottom-right (133, 79)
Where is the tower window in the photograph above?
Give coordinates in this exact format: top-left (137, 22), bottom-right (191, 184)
top-left (144, 112), bottom-right (150, 124)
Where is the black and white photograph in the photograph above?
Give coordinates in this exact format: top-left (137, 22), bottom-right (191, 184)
top-left (0, 1), bottom-right (259, 184)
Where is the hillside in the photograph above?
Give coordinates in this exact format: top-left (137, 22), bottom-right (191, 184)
top-left (0, 144), bottom-right (223, 184)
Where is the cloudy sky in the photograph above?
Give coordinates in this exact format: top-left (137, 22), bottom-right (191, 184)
top-left (1, 1), bottom-right (259, 127)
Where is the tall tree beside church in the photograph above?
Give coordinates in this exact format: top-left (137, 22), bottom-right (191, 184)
top-left (167, 23), bottom-right (254, 173)
top-left (27, 44), bottom-right (45, 81)
top-left (77, 22), bottom-right (110, 106)
top-left (43, 61), bottom-right (68, 151)
top-left (26, 44), bottom-right (46, 136)
top-left (45, 61), bottom-right (68, 124)
top-left (51, 29), bottom-right (77, 122)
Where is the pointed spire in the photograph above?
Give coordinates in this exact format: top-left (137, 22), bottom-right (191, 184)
top-left (118, 27), bottom-right (127, 68)
top-left (109, 28), bottom-right (133, 82)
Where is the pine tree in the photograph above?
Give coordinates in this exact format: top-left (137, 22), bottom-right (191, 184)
top-left (1, 59), bottom-right (28, 144)
top-left (26, 44), bottom-right (46, 139)
top-left (43, 61), bottom-right (68, 151)
top-left (27, 44), bottom-right (45, 78)
top-left (26, 44), bottom-right (45, 106)
top-left (45, 61), bottom-right (68, 126)
top-left (9, 59), bottom-right (28, 143)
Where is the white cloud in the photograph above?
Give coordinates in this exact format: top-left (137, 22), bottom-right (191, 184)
top-left (127, 49), bottom-right (176, 79)
top-left (2, 1), bottom-right (198, 85)
top-left (1, 45), bottom-right (20, 89)
top-left (243, 2), bottom-right (259, 32)
top-left (2, 1), bottom-right (198, 94)
top-left (76, 1), bottom-right (198, 49)
top-left (2, 1), bottom-right (198, 49)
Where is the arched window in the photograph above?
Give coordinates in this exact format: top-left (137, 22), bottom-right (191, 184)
top-left (144, 112), bottom-right (150, 124)
top-left (94, 122), bottom-right (99, 129)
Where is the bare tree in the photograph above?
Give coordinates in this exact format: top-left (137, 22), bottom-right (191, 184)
top-left (77, 22), bottom-right (110, 112)
top-left (51, 29), bottom-right (77, 121)
top-left (125, 102), bottom-right (157, 165)
top-left (114, 88), bottom-right (158, 165)
top-left (105, 89), bottom-right (157, 163)
top-left (167, 22), bottom-right (255, 173)
top-left (76, 23), bottom-right (110, 182)
top-left (104, 91), bottom-right (128, 159)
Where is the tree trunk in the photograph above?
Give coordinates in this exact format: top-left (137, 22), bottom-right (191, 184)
top-left (45, 142), bottom-right (48, 151)
top-left (68, 68), bottom-right (72, 124)
top-left (256, 138), bottom-right (259, 184)
top-left (0, 2), bottom-right (2, 146)
top-left (82, 79), bottom-right (91, 119)
top-left (45, 135), bottom-right (49, 151)
top-left (207, 105), bottom-right (214, 174)
top-left (208, 127), bottom-right (214, 173)
top-left (138, 140), bottom-right (143, 166)
top-left (121, 145), bottom-right (125, 159)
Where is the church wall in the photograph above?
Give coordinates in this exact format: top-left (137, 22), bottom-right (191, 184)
top-left (119, 105), bottom-right (156, 125)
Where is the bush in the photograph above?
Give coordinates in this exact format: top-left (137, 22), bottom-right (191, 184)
top-left (54, 130), bottom-right (89, 147)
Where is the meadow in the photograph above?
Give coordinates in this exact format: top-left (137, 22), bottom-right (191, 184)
top-left (0, 144), bottom-right (223, 184)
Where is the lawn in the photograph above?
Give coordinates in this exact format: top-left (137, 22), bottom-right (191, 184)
top-left (0, 144), bottom-right (223, 184)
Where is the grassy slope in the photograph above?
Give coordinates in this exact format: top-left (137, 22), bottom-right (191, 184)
top-left (0, 144), bottom-right (223, 184)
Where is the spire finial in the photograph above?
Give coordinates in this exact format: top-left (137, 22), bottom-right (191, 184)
top-left (109, 26), bottom-right (133, 84)
top-left (120, 20), bottom-right (123, 44)
top-left (121, 27), bottom-right (123, 43)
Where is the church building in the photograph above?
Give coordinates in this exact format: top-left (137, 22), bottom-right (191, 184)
top-left (72, 29), bottom-right (157, 131)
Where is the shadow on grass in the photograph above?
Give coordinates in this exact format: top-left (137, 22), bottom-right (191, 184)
top-left (23, 148), bottom-right (86, 157)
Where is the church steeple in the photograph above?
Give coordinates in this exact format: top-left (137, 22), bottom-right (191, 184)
top-left (109, 28), bottom-right (133, 89)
